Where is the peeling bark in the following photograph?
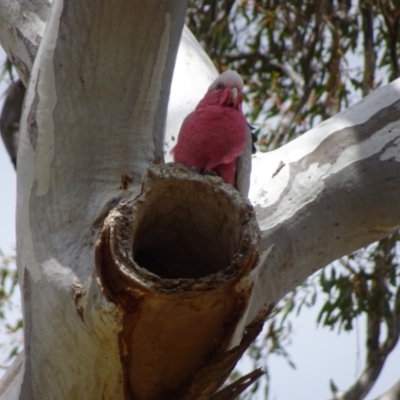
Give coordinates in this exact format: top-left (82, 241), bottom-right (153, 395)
top-left (0, 0), bottom-right (49, 84)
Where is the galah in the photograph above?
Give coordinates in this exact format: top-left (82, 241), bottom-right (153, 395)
top-left (172, 70), bottom-right (255, 197)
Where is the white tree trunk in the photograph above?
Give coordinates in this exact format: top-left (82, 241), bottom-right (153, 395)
top-left (3, 1), bottom-right (197, 398)
top-left (1, 0), bottom-right (400, 398)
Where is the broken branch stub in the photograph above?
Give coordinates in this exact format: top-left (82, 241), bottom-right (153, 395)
top-left (96, 163), bottom-right (262, 399)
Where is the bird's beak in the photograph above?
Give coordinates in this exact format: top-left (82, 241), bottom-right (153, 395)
top-left (231, 87), bottom-right (238, 103)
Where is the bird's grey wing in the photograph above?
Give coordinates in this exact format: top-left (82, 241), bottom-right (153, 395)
top-left (0, 79), bottom-right (26, 168)
top-left (236, 123), bottom-right (256, 197)
top-left (180, 112), bottom-right (194, 131)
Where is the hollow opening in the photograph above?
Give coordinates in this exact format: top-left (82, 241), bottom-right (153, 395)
top-left (133, 180), bottom-right (242, 279)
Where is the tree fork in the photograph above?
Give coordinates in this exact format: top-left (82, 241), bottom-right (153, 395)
top-left (96, 163), bottom-right (267, 399)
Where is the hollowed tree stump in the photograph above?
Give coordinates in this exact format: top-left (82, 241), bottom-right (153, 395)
top-left (97, 163), bottom-right (267, 400)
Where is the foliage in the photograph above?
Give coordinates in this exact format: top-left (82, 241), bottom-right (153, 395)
top-left (0, 249), bottom-right (22, 367)
top-left (319, 235), bottom-right (400, 333)
top-left (0, 59), bottom-right (15, 85)
top-left (0, 59), bottom-right (23, 367)
top-left (187, 0), bottom-right (400, 149)
top-left (186, 1), bottom-right (400, 399)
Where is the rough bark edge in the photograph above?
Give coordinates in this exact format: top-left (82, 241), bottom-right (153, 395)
top-left (95, 163), bottom-right (263, 399)
top-left (97, 163), bottom-right (260, 294)
top-left (186, 304), bottom-right (273, 400)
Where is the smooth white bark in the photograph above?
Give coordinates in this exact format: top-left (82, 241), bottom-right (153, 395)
top-left (0, 0), bottom-right (217, 160)
top-left (246, 80), bottom-right (400, 323)
top-left (0, 0), bottom-right (49, 84)
top-left (13, 1), bottom-right (188, 398)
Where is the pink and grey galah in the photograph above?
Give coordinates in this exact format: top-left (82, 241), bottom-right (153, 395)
top-left (172, 70), bottom-right (255, 197)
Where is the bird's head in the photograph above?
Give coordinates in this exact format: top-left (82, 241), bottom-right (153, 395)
top-left (199, 70), bottom-right (244, 111)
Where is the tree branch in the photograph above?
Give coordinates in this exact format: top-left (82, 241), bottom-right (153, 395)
top-left (246, 78), bottom-right (400, 324)
top-left (327, 239), bottom-right (400, 400)
top-left (361, 0), bottom-right (376, 96)
top-left (373, 377), bottom-right (400, 400)
top-left (0, 79), bottom-right (25, 167)
top-left (379, 1), bottom-right (400, 81)
top-left (382, 284), bottom-right (400, 354)
top-left (224, 52), bottom-right (304, 89)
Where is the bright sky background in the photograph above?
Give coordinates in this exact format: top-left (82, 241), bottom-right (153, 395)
top-left (0, 43), bottom-right (399, 399)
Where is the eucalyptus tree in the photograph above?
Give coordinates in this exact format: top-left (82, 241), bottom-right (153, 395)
top-left (0, 1), bottom-right (399, 399)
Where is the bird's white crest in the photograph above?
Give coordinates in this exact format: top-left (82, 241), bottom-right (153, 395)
top-left (209, 70), bottom-right (244, 91)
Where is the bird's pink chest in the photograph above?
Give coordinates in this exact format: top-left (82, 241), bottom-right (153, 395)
top-left (190, 105), bottom-right (246, 167)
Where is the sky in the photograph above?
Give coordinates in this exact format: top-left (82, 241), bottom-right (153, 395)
top-left (0, 46), bottom-right (400, 399)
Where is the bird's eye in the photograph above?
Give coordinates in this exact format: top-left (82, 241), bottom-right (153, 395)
top-left (216, 82), bottom-right (225, 90)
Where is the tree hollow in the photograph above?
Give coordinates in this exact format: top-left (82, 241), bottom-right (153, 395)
top-left (96, 163), bottom-right (261, 399)
top-left (133, 171), bottom-right (243, 280)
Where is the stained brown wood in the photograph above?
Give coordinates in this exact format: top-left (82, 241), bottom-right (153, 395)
top-left (97, 164), bottom-right (261, 399)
